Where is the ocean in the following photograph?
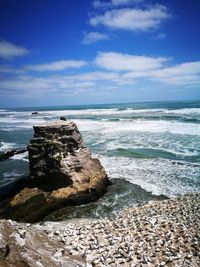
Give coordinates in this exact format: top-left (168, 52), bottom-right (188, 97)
top-left (0, 100), bottom-right (200, 219)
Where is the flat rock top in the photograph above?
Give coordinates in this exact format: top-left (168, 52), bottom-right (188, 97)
top-left (34, 120), bottom-right (75, 127)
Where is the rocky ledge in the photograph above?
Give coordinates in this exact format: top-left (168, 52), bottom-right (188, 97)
top-left (0, 120), bottom-right (109, 222)
top-left (0, 193), bottom-right (199, 267)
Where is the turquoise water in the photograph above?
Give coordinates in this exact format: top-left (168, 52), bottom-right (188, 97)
top-left (0, 100), bottom-right (200, 218)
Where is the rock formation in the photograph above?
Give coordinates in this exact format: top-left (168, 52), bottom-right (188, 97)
top-left (0, 121), bottom-right (109, 222)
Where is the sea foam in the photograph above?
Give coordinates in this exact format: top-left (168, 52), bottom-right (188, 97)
top-left (74, 119), bottom-right (200, 136)
top-left (98, 155), bottom-right (200, 197)
top-left (0, 141), bottom-right (16, 151)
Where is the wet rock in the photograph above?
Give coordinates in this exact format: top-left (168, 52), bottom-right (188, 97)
top-left (0, 149), bottom-right (27, 161)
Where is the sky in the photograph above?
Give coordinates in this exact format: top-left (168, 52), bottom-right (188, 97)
top-left (0, 0), bottom-right (200, 107)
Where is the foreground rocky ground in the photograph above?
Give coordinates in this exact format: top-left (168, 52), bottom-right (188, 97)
top-left (0, 193), bottom-right (199, 267)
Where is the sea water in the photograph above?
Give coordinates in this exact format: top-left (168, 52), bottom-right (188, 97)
top-left (0, 100), bottom-right (200, 219)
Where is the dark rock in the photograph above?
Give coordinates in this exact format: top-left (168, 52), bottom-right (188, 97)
top-left (0, 121), bottom-right (109, 222)
top-left (0, 176), bottom-right (30, 203)
top-left (60, 116), bottom-right (66, 121)
top-left (0, 149), bottom-right (27, 162)
top-left (31, 112), bottom-right (39, 115)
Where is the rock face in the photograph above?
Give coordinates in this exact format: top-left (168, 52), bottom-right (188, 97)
top-left (28, 121), bottom-right (85, 191)
top-left (0, 121), bottom-right (109, 222)
top-left (0, 220), bottom-right (85, 267)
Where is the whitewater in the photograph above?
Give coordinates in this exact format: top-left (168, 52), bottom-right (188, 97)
top-left (0, 100), bottom-right (200, 218)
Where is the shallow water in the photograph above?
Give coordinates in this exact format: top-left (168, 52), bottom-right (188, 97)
top-left (44, 179), bottom-right (167, 221)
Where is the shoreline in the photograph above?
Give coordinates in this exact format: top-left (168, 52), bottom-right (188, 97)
top-left (0, 193), bottom-right (199, 266)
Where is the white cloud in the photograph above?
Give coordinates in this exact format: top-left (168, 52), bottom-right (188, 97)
top-left (95, 52), bottom-right (200, 87)
top-left (82, 32), bottom-right (109, 45)
top-left (0, 40), bottom-right (29, 59)
top-left (26, 59), bottom-right (87, 71)
top-left (90, 5), bottom-right (170, 31)
top-left (150, 62), bottom-right (200, 86)
top-left (124, 61), bottom-right (200, 87)
top-left (0, 66), bottom-right (25, 74)
top-left (69, 71), bottom-right (119, 81)
top-left (95, 52), bottom-right (168, 71)
top-left (0, 71), bottom-right (121, 93)
top-left (0, 53), bottom-right (199, 98)
top-left (93, 0), bottom-right (142, 9)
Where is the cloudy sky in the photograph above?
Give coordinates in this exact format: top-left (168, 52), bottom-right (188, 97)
top-left (0, 0), bottom-right (200, 107)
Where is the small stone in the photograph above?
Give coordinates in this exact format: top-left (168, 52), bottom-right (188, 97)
top-left (186, 254), bottom-right (193, 259)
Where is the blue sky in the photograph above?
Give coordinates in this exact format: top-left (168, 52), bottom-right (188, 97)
top-left (0, 0), bottom-right (200, 107)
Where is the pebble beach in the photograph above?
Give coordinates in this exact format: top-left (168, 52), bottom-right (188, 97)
top-left (33, 193), bottom-right (200, 267)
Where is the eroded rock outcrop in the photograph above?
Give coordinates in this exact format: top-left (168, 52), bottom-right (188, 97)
top-left (0, 121), bottom-right (109, 222)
